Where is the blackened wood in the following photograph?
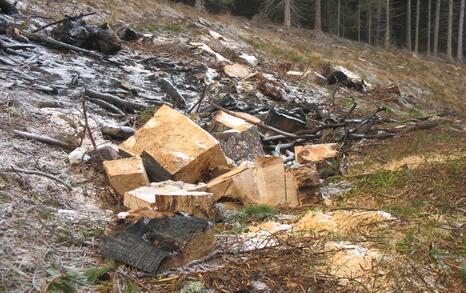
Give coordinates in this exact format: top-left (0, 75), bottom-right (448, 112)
top-left (85, 88), bottom-right (145, 111)
top-left (101, 214), bottom-right (214, 274)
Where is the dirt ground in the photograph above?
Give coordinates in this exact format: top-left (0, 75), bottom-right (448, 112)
top-left (0, 1), bottom-right (465, 292)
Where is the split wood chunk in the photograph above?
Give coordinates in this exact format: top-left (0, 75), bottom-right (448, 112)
top-left (124, 181), bottom-right (212, 218)
top-left (101, 214), bottom-right (214, 274)
top-left (286, 164), bottom-right (321, 205)
top-left (213, 127), bottom-right (265, 163)
top-left (254, 156), bottom-right (288, 207)
top-left (103, 156), bottom-right (150, 196)
top-left (284, 171), bottom-right (300, 208)
top-left (119, 105), bottom-right (228, 183)
top-left (295, 143), bottom-right (339, 163)
top-left (223, 63), bottom-right (251, 78)
top-left (206, 163), bottom-right (257, 202)
top-left (209, 110), bottom-right (261, 133)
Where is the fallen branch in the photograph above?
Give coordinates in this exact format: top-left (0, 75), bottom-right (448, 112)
top-left (87, 97), bottom-right (125, 115)
top-left (159, 78), bottom-right (187, 109)
top-left (85, 88), bottom-right (145, 112)
top-left (12, 130), bottom-right (74, 150)
top-left (0, 166), bottom-right (73, 190)
top-left (208, 102), bottom-right (297, 138)
top-left (31, 12), bottom-right (97, 33)
top-left (22, 31), bottom-right (102, 59)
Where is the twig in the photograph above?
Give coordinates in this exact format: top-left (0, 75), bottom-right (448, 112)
top-left (31, 12), bottom-right (97, 33)
top-left (340, 97), bottom-right (357, 123)
top-left (82, 98), bottom-right (98, 151)
top-left (208, 102), bottom-right (297, 138)
top-left (12, 130), bottom-right (74, 150)
top-left (0, 166), bottom-right (73, 190)
top-left (188, 83), bottom-right (208, 113)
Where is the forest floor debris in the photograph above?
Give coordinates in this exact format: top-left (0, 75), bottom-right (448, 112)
top-left (0, 1), bottom-right (464, 292)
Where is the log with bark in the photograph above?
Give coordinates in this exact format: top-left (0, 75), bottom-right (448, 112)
top-left (101, 214), bottom-right (214, 274)
top-left (85, 88), bottom-right (145, 112)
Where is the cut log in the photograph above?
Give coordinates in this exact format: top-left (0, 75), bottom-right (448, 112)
top-left (286, 163), bottom-right (320, 205)
top-left (103, 156), bottom-right (150, 196)
top-left (124, 180), bottom-right (212, 218)
top-left (209, 110), bottom-right (261, 133)
top-left (295, 143), bottom-right (339, 163)
top-left (101, 214), bottom-right (214, 274)
top-left (119, 105), bottom-right (228, 183)
top-left (206, 163), bottom-right (257, 202)
top-left (212, 127), bottom-right (265, 163)
top-left (223, 63), bottom-right (251, 78)
top-left (254, 156), bottom-right (287, 207)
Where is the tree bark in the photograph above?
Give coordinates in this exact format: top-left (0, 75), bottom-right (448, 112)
top-left (358, 0), bottom-right (361, 42)
top-left (415, 0), bottom-right (420, 54)
top-left (376, 0), bottom-right (382, 45)
top-left (457, 0), bottom-right (465, 62)
top-left (368, 0), bottom-right (372, 45)
top-left (428, 0), bottom-right (432, 55)
top-left (385, 0), bottom-right (390, 48)
top-left (314, 0), bottom-right (322, 31)
top-left (407, 0), bottom-right (412, 51)
top-left (194, 0), bottom-right (204, 11)
top-left (434, 0), bottom-right (441, 56)
top-left (284, 0), bottom-right (292, 30)
top-left (447, 0), bottom-right (453, 60)
top-left (337, 0), bottom-right (341, 37)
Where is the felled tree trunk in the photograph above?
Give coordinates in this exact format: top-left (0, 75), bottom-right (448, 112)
top-left (101, 214), bottom-right (214, 274)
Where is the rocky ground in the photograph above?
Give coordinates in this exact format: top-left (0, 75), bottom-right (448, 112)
top-left (0, 1), bottom-right (465, 292)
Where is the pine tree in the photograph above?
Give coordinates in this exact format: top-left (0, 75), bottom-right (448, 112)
top-left (447, 0), bottom-right (453, 60)
top-left (428, 0), bottom-right (432, 55)
top-left (195, 0), bottom-right (204, 11)
top-left (407, 0), bottom-right (412, 51)
top-left (284, 0), bottom-right (292, 30)
top-left (315, 0), bottom-right (322, 31)
top-left (415, 0), bottom-right (420, 54)
top-left (458, 0), bottom-right (465, 62)
top-left (385, 0), bottom-right (390, 48)
top-left (434, 0), bottom-right (441, 56)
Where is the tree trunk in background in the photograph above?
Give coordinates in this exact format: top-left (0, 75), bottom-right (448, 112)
top-left (376, 0), bottom-right (382, 45)
top-left (358, 0), bottom-right (361, 42)
top-left (457, 0), bottom-right (465, 62)
top-left (284, 0), bottom-right (292, 30)
top-left (194, 0), bottom-right (204, 11)
top-left (434, 0), bottom-right (441, 56)
top-left (415, 0), bottom-right (420, 54)
top-left (314, 0), bottom-right (322, 31)
top-left (407, 0), bottom-right (412, 51)
top-left (428, 0), bottom-right (432, 55)
top-left (447, 0), bottom-right (453, 60)
top-left (337, 0), bottom-right (341, 37)
top-left (368, 0), bottom-right (372, 45)
top-left (385, 0), bottom-right (390, 48)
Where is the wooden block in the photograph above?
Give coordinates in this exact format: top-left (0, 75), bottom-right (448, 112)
top-left (254, 156), bottom-right (287, 207)
top-left (213, 126), bottom-right (265, 163)
top-left (103, 156), bottom-right (149, 196)
top-left (124, 180), bottom-right (213, 218)
top-left (119, 105), bottom-right (228, 183)
top-left (101, 214), bottom-right (214, 274)
top-left (295, 143), bottom-right (339, 163)
top-left (284, 171), bottom-right (300, 208)
top-left (206, 163), bottom-right (258, 202)
top-left (209, 110), bottom-right (261, 133)
top-left (287, 163), bottom-right (321, 204)
top-left (288, 163), bottom-right (320, 188)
